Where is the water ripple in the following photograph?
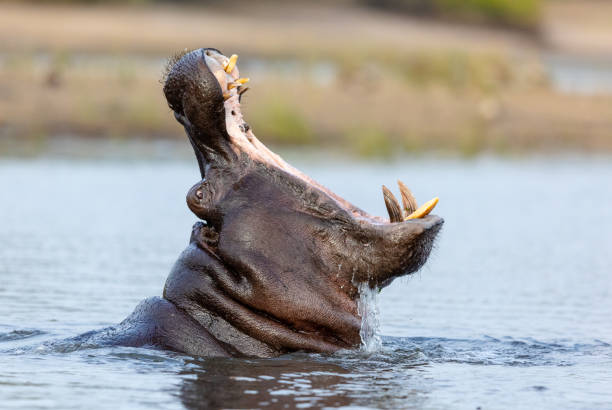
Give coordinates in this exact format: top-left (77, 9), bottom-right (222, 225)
top-left (0, 329), bottom-right (46, 343)
top-left (381, 336), bottom-right (612, 367)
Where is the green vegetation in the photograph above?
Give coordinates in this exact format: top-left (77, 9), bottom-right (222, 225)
top-left (346, 126), bottom-right (394, 158)
top-left (377, 51), bottom-right (514, 91)
top-left (437, 0), bottom-right (541, 29)
top-left (249, 99), bottom-right (314, 145)
top-left (365, 0), bottom-right (541, 30)
top-left (11, 0), bottom-right (542, 31)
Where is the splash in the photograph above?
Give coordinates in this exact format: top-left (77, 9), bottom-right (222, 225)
top-left (357, 282), bottom-right (382, 352)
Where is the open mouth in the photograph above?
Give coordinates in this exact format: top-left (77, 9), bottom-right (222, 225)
top-left (162, 48), bottom-right (443, 353)
top-left (186, 49), bottom-right (441, 227)
top-left (164, 48), bottom-right (444, 285)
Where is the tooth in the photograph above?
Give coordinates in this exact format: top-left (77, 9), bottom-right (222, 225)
top-left (405, 197), bottom-right (439, 220)
top-left (225, 54), bottom-right (238, 73)
top-left (223, 92), bottom-right (231, 101)
top-left (382, 185), bottom-right (403, 223)
top-left (238, 87), bottom-right (249, 96)
top-left (397, 180), bottom-right (418, 215)
top-left (228, 78), bottom-right (249, 91)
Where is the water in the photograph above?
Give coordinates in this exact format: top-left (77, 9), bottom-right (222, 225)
top-left (357, 283), bottom-right (382, 353)
top-left (1, 152), bottom-right (611, 409)
top-left (545, 54), bottom-right (612, 95)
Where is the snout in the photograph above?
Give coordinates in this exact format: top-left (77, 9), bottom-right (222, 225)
top-left (405, 214), bottom-right (444, 231)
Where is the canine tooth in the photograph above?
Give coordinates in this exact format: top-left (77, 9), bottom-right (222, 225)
top-left (223, 92), bottom-right (231, 101)
top-left (397, 180), bottom-right (418, 215)
top-left (406, 197), bottom-right (439, 220)
top-left (236, 77), bottom-right (250, 84)
top-left (225, 54), bottom-right (238, 73)
top-left (382, 185), bottom-right (403, 223)
top-left (238, 87), bottom-right (249, 96)
top-left (228, 83), bottom-right (237, 90)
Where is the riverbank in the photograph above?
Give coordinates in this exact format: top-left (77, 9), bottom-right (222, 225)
top-left (1, 1), bottom-right (611, 156)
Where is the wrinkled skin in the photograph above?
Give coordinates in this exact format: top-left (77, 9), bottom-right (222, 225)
top-left (77, 48), bottom-right (443, 358)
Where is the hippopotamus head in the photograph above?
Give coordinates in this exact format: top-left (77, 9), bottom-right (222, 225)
top-left (161, 48), bottom-right (443, 357)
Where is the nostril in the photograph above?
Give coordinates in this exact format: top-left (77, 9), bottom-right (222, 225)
top-left (196, 189), bottom-right (203, 200)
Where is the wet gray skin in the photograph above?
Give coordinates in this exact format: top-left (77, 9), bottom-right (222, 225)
top-left (75, 48), bottom-right (443, 358)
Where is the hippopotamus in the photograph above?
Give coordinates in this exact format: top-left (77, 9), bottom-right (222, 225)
top-left (75, 48), bottom-right (443, 358)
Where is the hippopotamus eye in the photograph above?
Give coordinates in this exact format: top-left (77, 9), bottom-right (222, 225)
top-left (196, 189), bottom-right (203, 200)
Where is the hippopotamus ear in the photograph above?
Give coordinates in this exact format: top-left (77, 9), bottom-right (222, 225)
top-left (163, 49), bottom-right (233, 165)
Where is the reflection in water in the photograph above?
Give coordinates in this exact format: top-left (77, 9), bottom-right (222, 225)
top-left (179, 357), bottom-right (356, 409)
top-left (3, 333), bottom-right (610, 409)
top-left (176, 335), bottom-right (611, 409)
top-left (178, 349), bottom-right (430, 410)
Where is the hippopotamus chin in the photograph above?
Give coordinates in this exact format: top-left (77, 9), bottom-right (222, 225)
top-left (82, 48), bottom-right (443, 358)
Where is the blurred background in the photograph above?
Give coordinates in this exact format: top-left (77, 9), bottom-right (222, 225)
top-left (2, 2), bottom-right (612, 409)
top-left (1, 0), bottom-right (611, 157)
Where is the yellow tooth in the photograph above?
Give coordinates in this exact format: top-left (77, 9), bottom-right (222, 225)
top-left (223, 92), bottom-right (231, 101)
top-left (228, 78), bottom-right (248, 90)
top-left (405, 197), bottom-right (439, 220)
top-left (225, 54), bottom-right (238, 73)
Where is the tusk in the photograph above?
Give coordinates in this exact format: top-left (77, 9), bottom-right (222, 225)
top-left (397, 180), bottom-right (418, 215)
top-left (223, 92), bottom-right (231, 101)
top-left (225, 54), bottom-right (238, 73)
top-left (228, 78), bottom-right (249, 90)
top-left (238, 87), bottom-right (250, 96)
top-left (382, 185), bottom-right (403, 223)
top-left (406, 197), bottom-right (439, 220)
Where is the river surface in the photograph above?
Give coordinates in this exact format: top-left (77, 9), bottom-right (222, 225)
top-left (1, 151), bottom-right (611, 409)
